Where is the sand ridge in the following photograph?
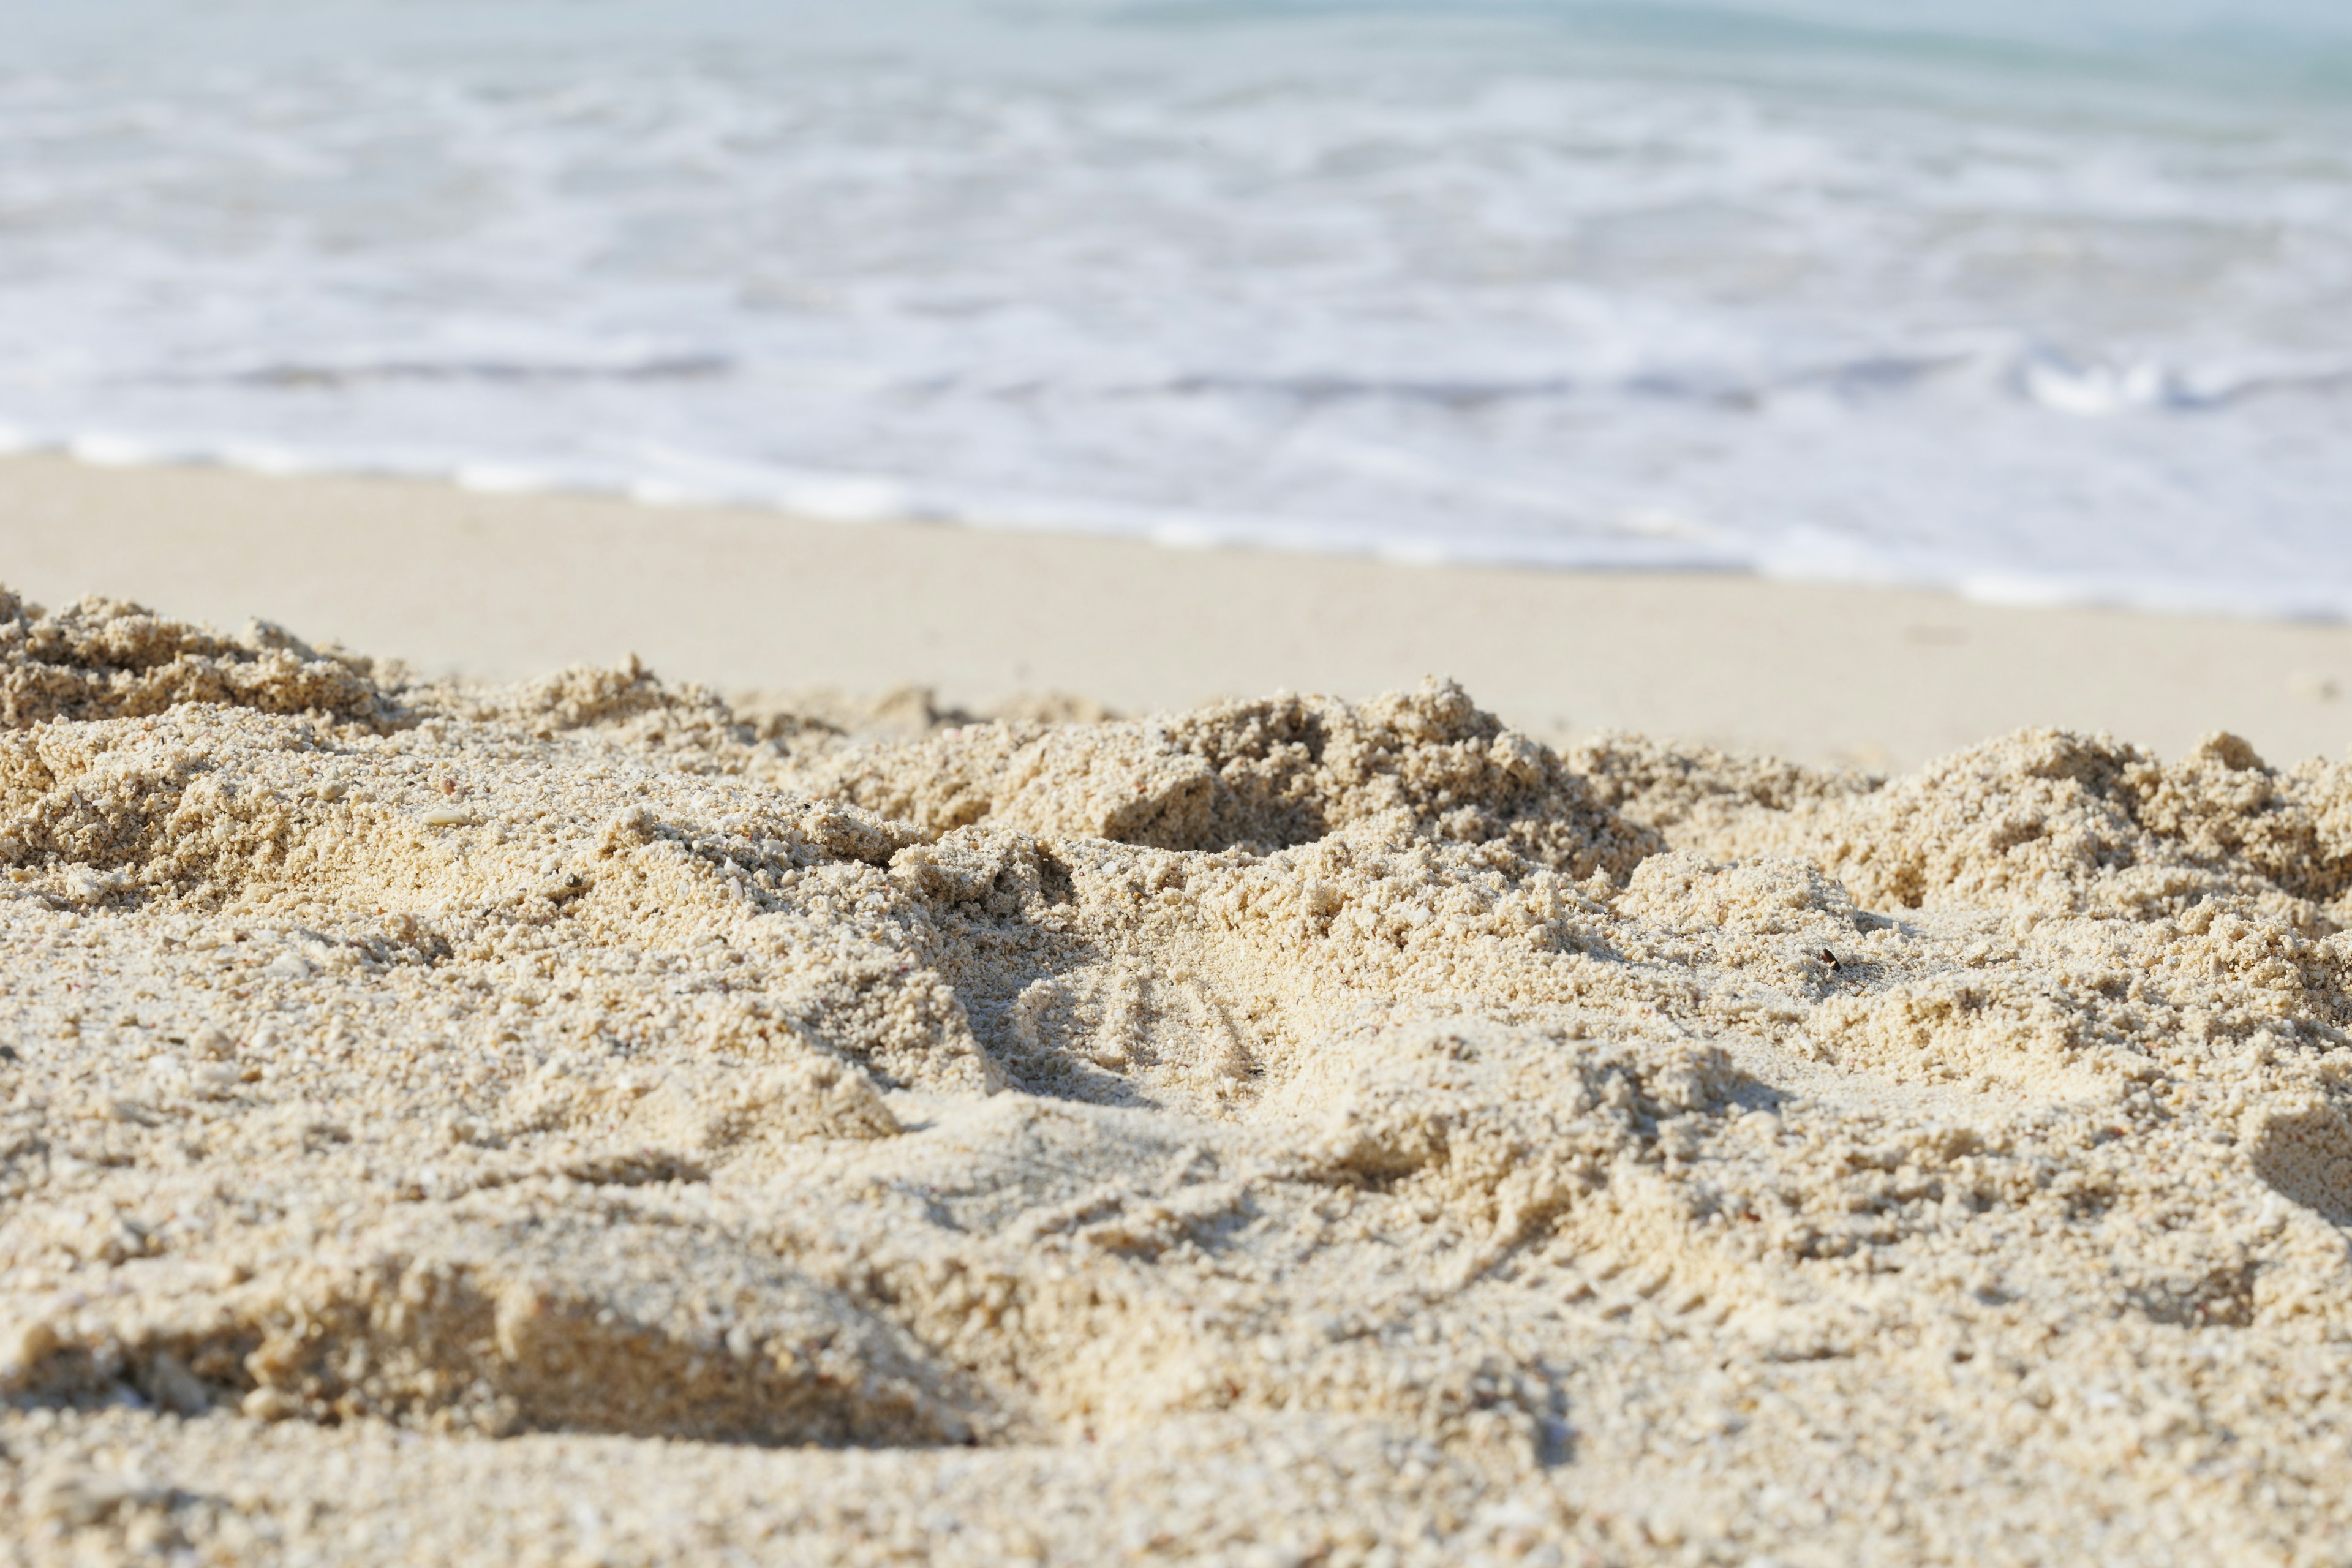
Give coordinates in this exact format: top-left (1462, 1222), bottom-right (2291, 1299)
top-left (0, 589), bottom-right (2349, 1565)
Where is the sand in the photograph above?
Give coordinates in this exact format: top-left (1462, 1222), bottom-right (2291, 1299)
top-left (6, 453), bottom-right (2352, 771)
top-left (1, 577), bottom-right (2350, 1567)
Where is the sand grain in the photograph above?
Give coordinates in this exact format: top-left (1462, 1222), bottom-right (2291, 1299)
top-left (1, 590), bottom-right (2349, 1565)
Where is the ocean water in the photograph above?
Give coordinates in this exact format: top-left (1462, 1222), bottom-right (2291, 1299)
top-left (2, 0), bottom-right (2350, 614)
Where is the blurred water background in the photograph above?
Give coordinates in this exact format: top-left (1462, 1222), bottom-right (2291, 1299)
top-left (2, 0), bottom-right (2348, 614)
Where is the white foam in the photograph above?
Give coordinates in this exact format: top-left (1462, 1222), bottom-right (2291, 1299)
top-left (1145, 523), bottom-right (1230, 553)
top-left (1956, 574), bottom-right (2105, 611)
top-left (454, 464), bottom-right (564, 497)
top-left (0, 1), bottom-right (2345, 618)
top-left (769, 478), bottom-right (914, 527)
top-left (219, 445), bottom-right (328, 478)
top-left (66, 435), bottom-right (172, 469)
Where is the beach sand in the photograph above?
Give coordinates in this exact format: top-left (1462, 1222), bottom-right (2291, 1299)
top-left (2, 461), bottom-right (2351, 1565)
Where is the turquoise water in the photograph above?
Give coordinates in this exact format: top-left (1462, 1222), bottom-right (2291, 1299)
top-left (2, 1), bottom-right (2348, 612)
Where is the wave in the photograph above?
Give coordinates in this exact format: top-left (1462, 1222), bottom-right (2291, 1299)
top-left (2, 0), bottom-right (2349, 623)
top-left (1124, 341), bottom-right (2352, 415)
top-left (195, 356), bottom-right (736, 390)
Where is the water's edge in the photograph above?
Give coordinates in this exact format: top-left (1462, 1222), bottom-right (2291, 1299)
top-left (17, 428), bottom-right (2343, 627)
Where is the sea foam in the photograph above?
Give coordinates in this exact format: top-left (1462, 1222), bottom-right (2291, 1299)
top-left (0, 0), bottom-right (2348, 615)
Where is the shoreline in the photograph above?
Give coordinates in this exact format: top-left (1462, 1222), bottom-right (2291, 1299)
top-left (3, 451), bottom-right (2348, 769)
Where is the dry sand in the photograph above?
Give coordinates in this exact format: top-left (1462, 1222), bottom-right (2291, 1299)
top-left (6, 453), bottom-right (2352, 770)
top-left (0, 565), bottom-right (2349, 1566)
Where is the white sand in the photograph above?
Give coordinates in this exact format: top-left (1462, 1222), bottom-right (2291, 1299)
top-left (1, 567), bottom-right (2349, 1564)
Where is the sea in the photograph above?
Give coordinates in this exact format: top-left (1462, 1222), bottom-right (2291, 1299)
top-left (3, 0), bottom-right (2349, 616)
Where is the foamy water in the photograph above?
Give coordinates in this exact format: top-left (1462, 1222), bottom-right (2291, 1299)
top-left (4, 0), bottom-right (2350, 614)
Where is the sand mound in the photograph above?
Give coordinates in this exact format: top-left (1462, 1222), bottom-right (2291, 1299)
top-left (4, 590), bottom-right (2351, 1565)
